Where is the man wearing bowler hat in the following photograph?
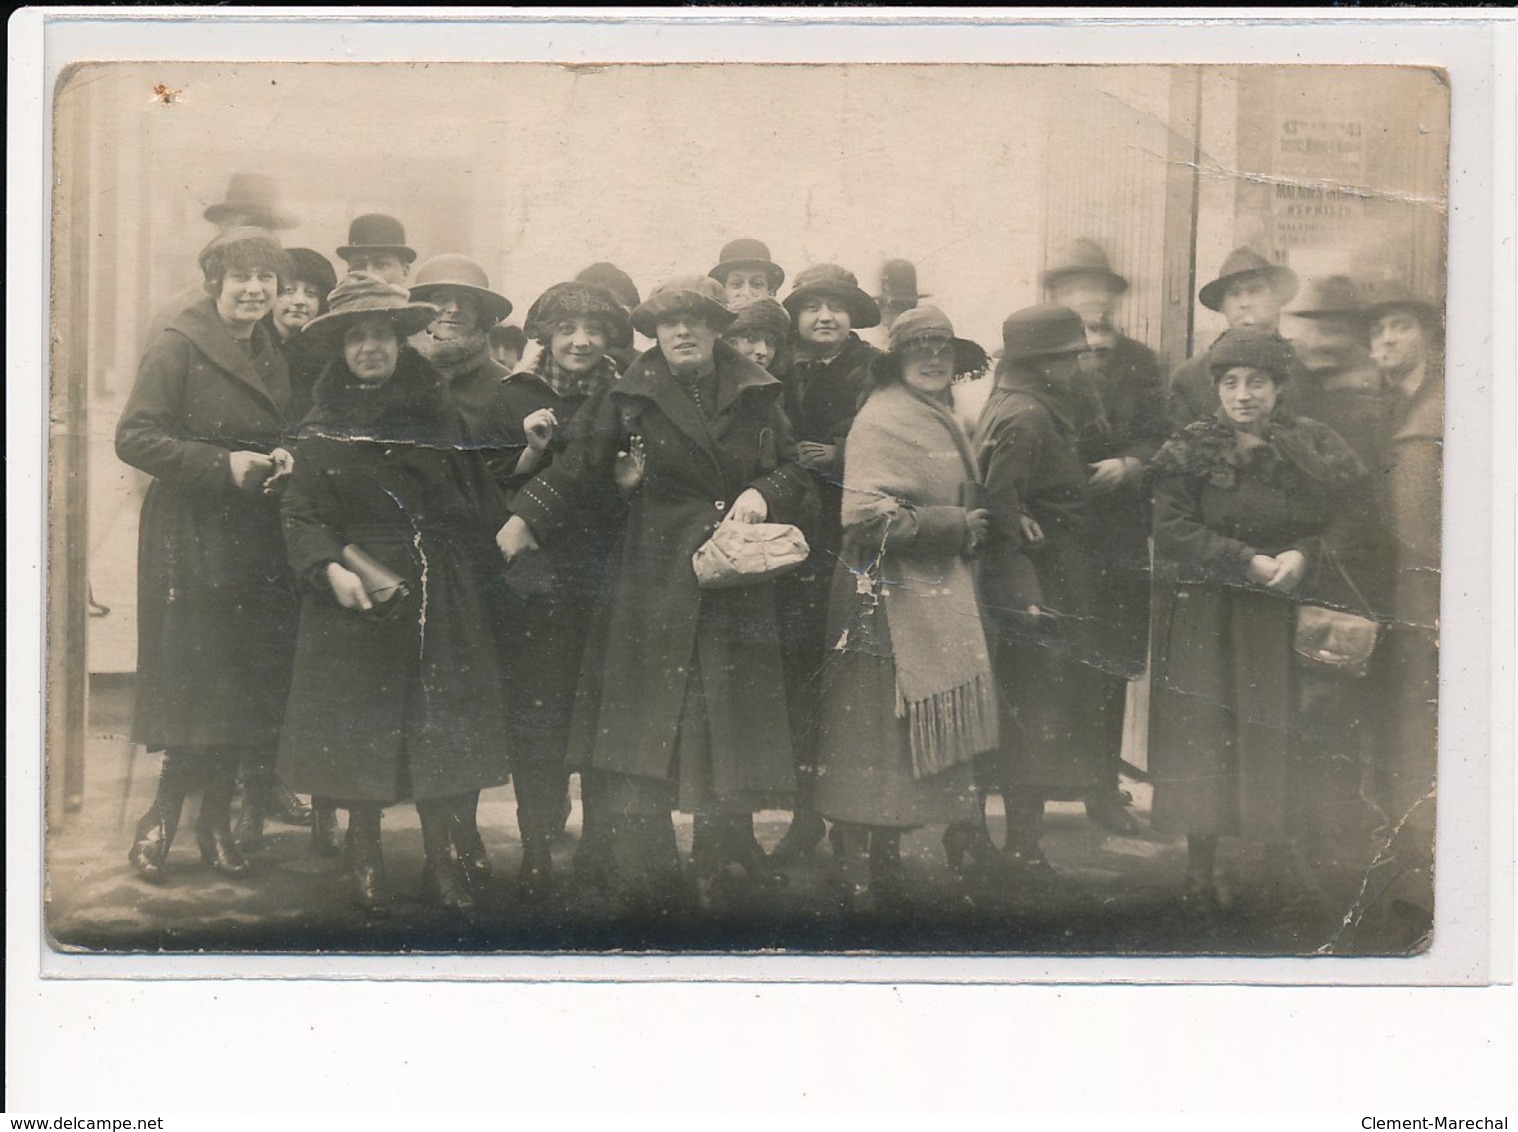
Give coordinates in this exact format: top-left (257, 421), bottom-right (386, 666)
top-left (1167, 246), bottom-right (1306, 432)
top-left (142, 172), bottom-right (303, 349)
top-left (1042, 238), bottom-right (1169, 836)
top-left (708, 237), bottom-right (786, 312)
top-left (337, 213), bottom-right (418, 286)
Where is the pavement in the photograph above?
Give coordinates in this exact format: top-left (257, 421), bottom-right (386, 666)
top-left (44, 677), bottom-right (1432, 957)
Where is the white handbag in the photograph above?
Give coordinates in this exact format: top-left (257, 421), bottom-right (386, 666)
top-left (691, 521), bottom-right (810, 590)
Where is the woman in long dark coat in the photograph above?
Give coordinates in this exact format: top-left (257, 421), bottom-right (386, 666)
top-left (972, 304), bottom-right (1127, 890)
top-left (813, 307), bottom-right (997, 912)
top-left (276, 273), bottom-right (511, 913)
top-left (497, 276), bottom-right (816, 909)
top-left (1147, 327), bottom-right (1370, 908)
top-left (117, 227), bottom-right (299, 882)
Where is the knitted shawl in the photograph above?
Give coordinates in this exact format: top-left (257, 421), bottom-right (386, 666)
top-left (841, 381), bottom-right (999, 779)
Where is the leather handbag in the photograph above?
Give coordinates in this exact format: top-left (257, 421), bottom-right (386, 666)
top-left (1291, 553), bottom-right (1380, 678)
top-left (691, 521), bottom-right (810, 590)
top-left (340, 544), bottom-right (411, 619)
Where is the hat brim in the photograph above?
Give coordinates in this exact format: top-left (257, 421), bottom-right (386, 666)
top-left (1198, 264), bottom-right (1299, 312)
top-left (1003, 336), bottom-right (1090, 362)
top-left (1360, 299), bottom-right (1443, 328)
top-left (1041, 266), bottom-right (1129, 295)
top-left (204, 202), bottom-right (301, 230)
top-left (631, 292), bottom-right (737, 339)
top-left (1287, 307), bottom-right (1364, 321)
top-left (886, 331), bottom-right (987, 374)
top-left (524, 290), bottom-right (635, 349)
top-left (336, 245), bottom-right (419, 265)
top-left (301, 302), bottom-right (440, 349)
top-left (709, 259), bottom-right (786, 292)
top-left (409, 282), bottom-right (513, 325)
top-left (782, 284), bottom-right (882, 330)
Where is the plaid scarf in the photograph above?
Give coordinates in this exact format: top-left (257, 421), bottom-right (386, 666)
top-left (534, 349), bottom-right (619, 402)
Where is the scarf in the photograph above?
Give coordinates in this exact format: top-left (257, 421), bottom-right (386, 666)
top-left (303, 345), bottom-right (460, 447)
top-left (840, 380), bottom-right (999, 779)
top-left (1147, 406), bottom-right (1367, 491)
top-left (534, 348), bottom-right (619, 402)
top-left (412, 329), bottom-right (490, 384)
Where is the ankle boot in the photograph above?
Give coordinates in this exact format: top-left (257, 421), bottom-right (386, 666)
top-left (266, 781), bottom-right (313, 826)
top-left (418, 798), bottom-right (474, 914)
top-left (196, 754), bottom-right (251, 877)
top-left (770, 810), bottom-right (826, 866)
top-left (344, 806), bottom-right (388, 911)
top-left (128, 751), bottom-right (195, 881)
top-left (311, 798), bottom-right (343, 858)
top-left (233, 780), bottom-right (267, 853)
top-left (515, 799), bottom-right (555, 903)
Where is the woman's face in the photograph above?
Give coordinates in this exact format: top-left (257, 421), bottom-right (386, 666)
top-left (342, 317), bottom-right (401, 383)
top-left (549, 317), bottom-right (610, 375)
top-left (656, 316), bottom-right (719, 372)
top-left (1217, 365), bottom-right (1280, 426)
top-left (796, 296), bottom-right (852, 349)
top-left (273, 280), bottom-right (325, 338)
top-left (899, 338), bottom-right (956, 396)
top-left (426, 287), bottom-right (484, 342)
top-left (215, 267), bottom-right (279, 327)
top-left (722, 269), bottom-right (775, 312)
top-left (727, 331), bottom-right (779, 371)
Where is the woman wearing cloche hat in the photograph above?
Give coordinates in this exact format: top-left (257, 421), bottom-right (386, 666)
top-left (276, 272), bottom-right (512, 916)
top-left (497, 274), bottom-right (816, 912)
top-left (810, 306), bottom-right (998, 912)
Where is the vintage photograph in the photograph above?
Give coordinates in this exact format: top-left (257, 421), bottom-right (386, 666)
top-left (44, 59), bottom-right (1449, 958)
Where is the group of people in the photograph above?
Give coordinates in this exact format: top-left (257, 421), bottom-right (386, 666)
top-left (116, 173), bottom-right (1442, 928)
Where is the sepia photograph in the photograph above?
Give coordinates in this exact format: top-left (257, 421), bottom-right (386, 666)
top-left (39, 56), bottom-right (1457, 961)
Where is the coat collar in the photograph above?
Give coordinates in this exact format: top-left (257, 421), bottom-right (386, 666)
top-left (992, 358), bottom-right (1078, 435)
top-left (617, 339), bottom-right (780, 469)
top-left (167, 298), bottom-right (286, 416)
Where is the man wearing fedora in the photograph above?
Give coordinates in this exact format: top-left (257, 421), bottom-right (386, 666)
top-left (142, 173), bottom-right (303, 350)
top-left (768, 263), bottom-right (885, 865)
top-left (336, 213), bottom-right (418, 286)
top-left (1042, 238), bottom-right (1169, 836)
top-left (1168, 246), bottom-right (1307, 432)
top-left (1353, 281), bottom-right (1444, 947)
top-left (861, 258), bottom-right (926, 348)
top-left (1283, 274), bottom-right (1387, 473)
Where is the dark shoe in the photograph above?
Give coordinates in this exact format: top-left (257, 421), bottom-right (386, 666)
top-left (311, 803), bottom-right (343, 858)
top-left (516, 845), bottom-right (556, 904)
top-left (344, 808), bottom-right (388, 911)
top-left (943, 822), bottom-right (999, 876)
top-left (1085, 791), bottom-right (1143, 837)
top-left (419, 800), bottom-right (475, 914)
top-left (128, 814), bottom-right (173, 881)
top-left (267, 783), bottom-right (313, 827)
top-left (549, 790), bottom-right (573, 840)
top-left (1004, 848), bottom-right (1080, 900)
top-left (769, 812), bottom-right (826, 866)
top-left (728, 823), bottom-right (788, 889)
top-left (233, 790), bottom-right (267, 854)
top-left (197, 827), bottom-right (252, 877)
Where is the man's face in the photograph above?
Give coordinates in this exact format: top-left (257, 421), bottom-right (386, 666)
top-left (1220, 275), bottom-right (1284, 330)
top-left (1370, 310), bottom-right (1432, 379)
top-left (795, 296), bottom-right (852, 349)
top-left (1050, 274), bottom-right (1120, 325)
top-left (344, 251), bottom-right (409, 285)
top-left (1287, 313), bottom-right (1361, 373)
top-left (425, 286), bottom-right (484, 342)
top-left (722, 269), bottom-right (775, 311)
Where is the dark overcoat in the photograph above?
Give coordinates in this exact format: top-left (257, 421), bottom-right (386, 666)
top-left (1146, 411), bottom-right (1370, 840)
top-left (275, 350), bottom-right (511, 804)
top-left (1075, 333), bottom-right (1169, 676)
top-left (774, 332), bottom-right (881, 766)
top-left (115, 298), bottom-right (298, 752)
top-left (511, 340), bottom-right (816, 797)
top-left (973, 364), bottom-right (1127, 794)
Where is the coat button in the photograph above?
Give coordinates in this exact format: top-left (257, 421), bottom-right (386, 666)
top-left (714, 500), bottom-right (727, 511)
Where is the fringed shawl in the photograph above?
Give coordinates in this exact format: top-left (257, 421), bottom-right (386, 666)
top-left (841, 381), bottom-right (999, 779)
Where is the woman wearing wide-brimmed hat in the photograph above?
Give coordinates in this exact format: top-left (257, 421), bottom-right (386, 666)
top-left (812, 307), bottom-right (997, 913)
top-left (480, 278), bottom-right (636, 900)
top-left (497, 275), bottom-right (816, 912)
top-left (1147, 327), bottom-right (1373, 912)
top-left (971, 304), bottom-right (1137, 893)
top-left (117, 227), bottom-right (301, 883)
top-left (768, 263), bottom-right (884, 865)
top-left (276, 273), bottom-right (511, 914)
